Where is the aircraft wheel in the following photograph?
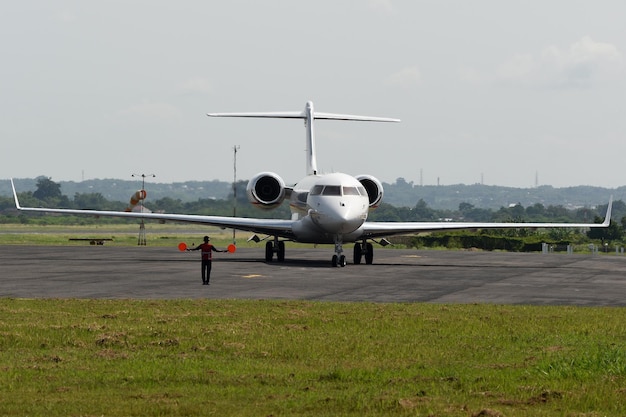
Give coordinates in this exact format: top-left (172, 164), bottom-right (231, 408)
top-left (265, 241), bottom-right (274, 262)
top-left (365, 242), bottom-right (374, 264)
top-left (331, 255), bottom-right (338, 267)
top-left (339, 255), bottom-right (346, 267)
top-left (277, 241), bottom-right (285, 262)
top-left (353, 243), bottom-right (362, 265)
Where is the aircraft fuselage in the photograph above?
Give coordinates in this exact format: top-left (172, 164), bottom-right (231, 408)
top-left (289, 172), bottom-right (369, 244)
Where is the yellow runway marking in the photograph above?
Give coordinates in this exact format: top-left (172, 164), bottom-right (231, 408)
top-left (242, 274), bottom-right (264, 279)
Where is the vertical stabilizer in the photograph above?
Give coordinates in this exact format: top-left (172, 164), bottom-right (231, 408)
top-left (304, 101), bottom-right (317, 175)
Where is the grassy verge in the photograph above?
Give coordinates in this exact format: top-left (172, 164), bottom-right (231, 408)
top-left (0, 224), bottom-right (235, 247)
top-left (2, 299), bottom-right (626, 416)
top-left (0, 224), bottom-right (341, 250)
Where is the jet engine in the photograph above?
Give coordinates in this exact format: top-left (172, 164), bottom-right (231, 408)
top-left (356, 174), bottom-right (384, 209)
top-left (246, 172), bottom-right (286, 209)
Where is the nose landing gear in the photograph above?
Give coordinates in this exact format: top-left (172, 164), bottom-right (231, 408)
top-left (331, 254), bottom-right (347, 267)
top-left (332, 236), bottom-right (347, 267)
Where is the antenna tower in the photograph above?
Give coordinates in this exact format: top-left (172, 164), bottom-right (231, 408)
top-left (132, 173), bottom-right (155, 245)
top-left (232, 145), bottom-right (240, 244)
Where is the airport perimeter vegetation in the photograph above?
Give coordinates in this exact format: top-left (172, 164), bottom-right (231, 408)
top-left (0, 221), bottom-right (619, 254)
top-left (3, 225), bottom-right (626, 415)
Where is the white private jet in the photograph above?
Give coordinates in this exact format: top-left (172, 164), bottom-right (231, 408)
top-left (12, 101), bottom-right (612, 267)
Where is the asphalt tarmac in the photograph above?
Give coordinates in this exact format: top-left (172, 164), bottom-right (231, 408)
top-left (1, 245), bottom-right (626, 306)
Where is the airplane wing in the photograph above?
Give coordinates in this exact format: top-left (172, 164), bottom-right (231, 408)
top-left (11, 179), bottom-right (296, 240)
top-left (11, 179), bottom-right (612, 242)
top-left (361, 196), bottom-right (613, 239)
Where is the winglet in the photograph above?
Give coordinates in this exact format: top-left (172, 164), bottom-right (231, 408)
top-left (602, 195), bottom-right (613, 226)
top-left (10, 178), bottom-right (22, 210)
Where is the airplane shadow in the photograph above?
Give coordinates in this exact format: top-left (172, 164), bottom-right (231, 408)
top-left (219, 258), bottom-right (573, 271)
top-left (221, 257), bottom-right (334, 268)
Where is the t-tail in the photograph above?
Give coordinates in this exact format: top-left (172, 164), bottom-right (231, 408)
top-left (207, 101), bottom-right (400, 176)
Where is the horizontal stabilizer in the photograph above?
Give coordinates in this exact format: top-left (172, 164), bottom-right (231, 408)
top-left (208, 100), bottom-right (400, 123)
top-left (313, 112), bottom-right (400, 123)
top-left (207, 111), bottom-right (400, 123)
top-left (207, 111), bottom-right (304, 119)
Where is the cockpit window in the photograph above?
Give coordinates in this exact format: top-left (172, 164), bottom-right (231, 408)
top-left (342, 186), bottom-right (360, 196)
top-left (358, 186), bottom-right (367, 196)
top-left (322, 185), bottom-right (341, 196)
top-left (310, 185), bottom-right (324, 195)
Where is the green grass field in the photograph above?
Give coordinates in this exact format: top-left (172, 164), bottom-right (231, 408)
top-left (0, 223), bottom-right (339, 250)
top-left (0, 224), bottom-right (242, 247)
top-left (2, 299), bottom-right (626, 416)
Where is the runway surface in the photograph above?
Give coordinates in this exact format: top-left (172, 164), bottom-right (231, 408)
top-left (1, 245), bottom-right (626, 306)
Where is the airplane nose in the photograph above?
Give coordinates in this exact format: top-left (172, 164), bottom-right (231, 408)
top-left (311, 202), bottom-right (364, 233)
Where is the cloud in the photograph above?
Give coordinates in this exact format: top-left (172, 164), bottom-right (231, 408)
top-left (384, 66), bottom-right (422, 88)
top-left (368, 0), bottom-right (396, 15)
top-left (497, 36), bottom-right (624, 88)
top-left (179, 77), bottom-right (213, 95)
top-left (119, 100), bottom-right (182, 123)
top-left (54, 10), bottom-right (77, 24)
top-left (458, 66), bottom-right (483, 84)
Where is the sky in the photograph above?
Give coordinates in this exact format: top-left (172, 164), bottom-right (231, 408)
top-left (2, 1), bottom-right (626, 189)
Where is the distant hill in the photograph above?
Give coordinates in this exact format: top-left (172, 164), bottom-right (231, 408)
top-left (1, 177), bottom-right (621, 210)
top-left (384, 179), bottom-right (622, 210)
top-left (2, 178), bottom-right (232, 204)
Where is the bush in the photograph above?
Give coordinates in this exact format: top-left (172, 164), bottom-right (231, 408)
top-left (410, 232), bottom-right (577, 252)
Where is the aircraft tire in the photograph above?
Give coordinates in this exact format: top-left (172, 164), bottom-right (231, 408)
top-left (332, 255), bottom-right (338, 267)
top-left (365, 242), bottom-right (374, 264)
top-left (339, 255), bottom-right (346, 267)
top-left (353, 243), bottom-right (362, 264)
top-left (277, 241), bottom-right (285, 262)
top-left (265, 241), bottom-right (274, 262)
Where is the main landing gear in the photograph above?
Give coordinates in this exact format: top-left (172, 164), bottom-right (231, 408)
top-left (263, 236), bottom-right (376, 267)
top-left (265, 237), bottom-right (285, 262)
top-left (353, 240), bottom-right (374, 265)
top-left (331, 237), bottom-right (376, 267)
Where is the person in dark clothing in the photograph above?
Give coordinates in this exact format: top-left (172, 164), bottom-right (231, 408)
top-left (187, 236), bottom-right (227, 285)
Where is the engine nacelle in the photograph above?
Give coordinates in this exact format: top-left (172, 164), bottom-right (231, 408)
top-left (246, 172), bottom-right (286, 210)
top-left (356, 174), bottom-right (384, 209)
